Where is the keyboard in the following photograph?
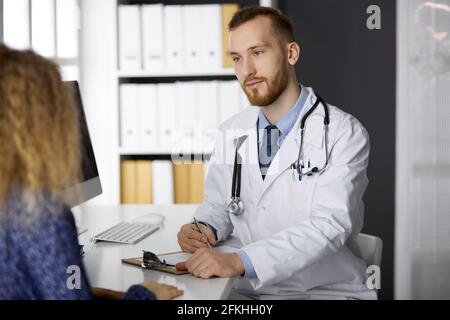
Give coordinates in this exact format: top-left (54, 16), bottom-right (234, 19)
top-left (92, 222), bottom-right (159, 244)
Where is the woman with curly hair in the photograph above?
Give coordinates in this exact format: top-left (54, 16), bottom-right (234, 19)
top-left (0, 44), bottom-right (182, 300)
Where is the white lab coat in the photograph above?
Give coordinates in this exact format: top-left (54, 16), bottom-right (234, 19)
top-left (195, 87), bottom-right (376, 300)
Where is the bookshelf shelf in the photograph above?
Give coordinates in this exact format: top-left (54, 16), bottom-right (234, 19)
top-left (118, 148), bottom-right (213, 156)
top-left (117, 68), bottom-right (236, 78)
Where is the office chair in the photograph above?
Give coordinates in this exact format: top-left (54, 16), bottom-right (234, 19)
top-left (356, 233), bottom-right (383, 267)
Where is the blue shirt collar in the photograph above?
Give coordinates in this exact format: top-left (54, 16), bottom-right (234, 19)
top-left (257, 85), bottom-right (309, 143)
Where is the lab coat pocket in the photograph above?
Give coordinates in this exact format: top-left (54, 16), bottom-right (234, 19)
top-left (288, 173), bottom-right (318, 214)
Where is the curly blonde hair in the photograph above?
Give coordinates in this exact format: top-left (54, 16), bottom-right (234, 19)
top-left (0, 44), bottom-right (81, 214)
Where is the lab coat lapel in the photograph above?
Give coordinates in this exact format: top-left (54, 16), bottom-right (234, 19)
top-left (231, 108), bottom-right (264, 199)
top-left (238, 129), bottom-right (264, 198)
top-left (257, 88), bottom-right (324, 203)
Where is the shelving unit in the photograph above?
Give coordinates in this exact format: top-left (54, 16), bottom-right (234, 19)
top-left (118, 147), bottom-right (214, 156)
top-left (79, 0), bottom-right (271, 205)
top-left (115, 0), bottom-right (254, 205)
top-left (1, 0), bottom-right (80, 81)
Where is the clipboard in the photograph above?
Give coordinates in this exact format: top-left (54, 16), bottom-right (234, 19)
top-left (121, 251), bottom-right (189, 275)
top-left (122, 246), bottom-right (240, 275)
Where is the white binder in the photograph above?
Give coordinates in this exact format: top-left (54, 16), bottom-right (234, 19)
top-left (56, 0), bottom-right (79, 58)
top-left (138, 84), bottom-right (158, 149)
top-left (176, 82), bottom-right (198, 146)
top-left (198, 81), bottom-right (219, 130)
top-left (197, 81), bottom-right (219, 152)
top-left (200, 5), bottom-right (223, 70)
top-left (151, 160), bottom-right (174, 205)
top-left (157, 83), bottom-right (177, 148)
top-left (118, 5), bottom-right (142, 71)
top-left (3, 0), bottom-right (30, 50)
top-left (31, 0), bottom-right (56, 57)
top-left (164, 5), bottom-right (184, 71)
top-left (219, 80), bottom-right (241, 124)
top-left (141, 4), bottom-right (164, 71)
top-left (120, 84), bottom-right (139, 148)
top-left (183, 5), bottom-right (202, 70)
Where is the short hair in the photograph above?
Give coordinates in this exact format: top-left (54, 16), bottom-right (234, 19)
top-left (228, 6), bottom-right (295, 43)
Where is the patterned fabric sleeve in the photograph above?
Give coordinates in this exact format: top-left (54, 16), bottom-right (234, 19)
top-left (10, 205), bottom-right (155, 300)
top-left (123, 285), bottom-right (156, 300)
top-left (11, 205), bottom-right (93, 299)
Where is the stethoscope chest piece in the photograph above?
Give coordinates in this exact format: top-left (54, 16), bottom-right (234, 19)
top-left (227, 136), bottom-right (247, 216)
top-left (227, 197), bottom-right (244, 215)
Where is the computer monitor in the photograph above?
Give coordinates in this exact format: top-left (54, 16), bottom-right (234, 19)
top-left (62, 81), bottom-right (102, 207)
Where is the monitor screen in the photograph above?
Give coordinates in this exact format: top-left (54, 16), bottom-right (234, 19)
top-left (62, 81), bottom-right (102, 207)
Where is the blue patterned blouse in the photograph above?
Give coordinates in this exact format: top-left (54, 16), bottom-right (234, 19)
top-left (0, 196), bottom-right (155, 300)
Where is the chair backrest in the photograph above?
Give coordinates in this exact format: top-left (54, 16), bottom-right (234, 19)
top-left (356, 233), bottom-right (383, 267)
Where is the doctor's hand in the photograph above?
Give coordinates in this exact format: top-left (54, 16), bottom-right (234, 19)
top-left (177, 223), bottom-right (217, 253)
top-left (177, 248), bottom-right (244, 279)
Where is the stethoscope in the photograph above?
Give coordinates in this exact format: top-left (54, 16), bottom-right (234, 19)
top-left (226, 136), bottom-right (245, 216)
top-left (295, 95), bottom-right (330, 181)
top-left (227, 95), bottom-right (330, 216)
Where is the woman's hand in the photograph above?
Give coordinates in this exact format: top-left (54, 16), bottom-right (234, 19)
top-left (141, 281), bottom-right (183, 300)
top-left (91, 287), bottom-right (125, 300)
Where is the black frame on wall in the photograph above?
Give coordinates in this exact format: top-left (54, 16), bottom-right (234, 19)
top-left (279, 0), bottom-right (396, 299)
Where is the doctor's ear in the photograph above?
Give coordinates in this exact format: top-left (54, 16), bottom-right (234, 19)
top-left (287, 42), bottom-right (300, 65)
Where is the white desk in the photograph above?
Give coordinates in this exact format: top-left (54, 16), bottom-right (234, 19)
top-left (73, 205), bottom-right (236, 300)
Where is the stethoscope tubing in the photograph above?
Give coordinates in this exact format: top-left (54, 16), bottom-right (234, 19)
top-left (229, 95), bottom-right (330, 214)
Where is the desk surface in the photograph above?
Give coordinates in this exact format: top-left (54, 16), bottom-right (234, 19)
top-left (73, 204), bottom-right (235, 300)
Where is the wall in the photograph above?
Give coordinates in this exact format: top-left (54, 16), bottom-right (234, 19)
top-left (396, 0), bottom-right (450, 299)
top-left (279, 0), bottom-right (396, 299)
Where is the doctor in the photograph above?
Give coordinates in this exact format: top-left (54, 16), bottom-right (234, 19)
top-left (177, 6), bottom-right (375, 299)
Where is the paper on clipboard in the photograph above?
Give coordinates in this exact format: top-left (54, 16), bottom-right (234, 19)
top-left (121, 245), bottom-right (241, 275)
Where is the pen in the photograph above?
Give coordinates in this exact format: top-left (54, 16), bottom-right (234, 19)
top-left (193, 217), bottom-right (212, 249)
